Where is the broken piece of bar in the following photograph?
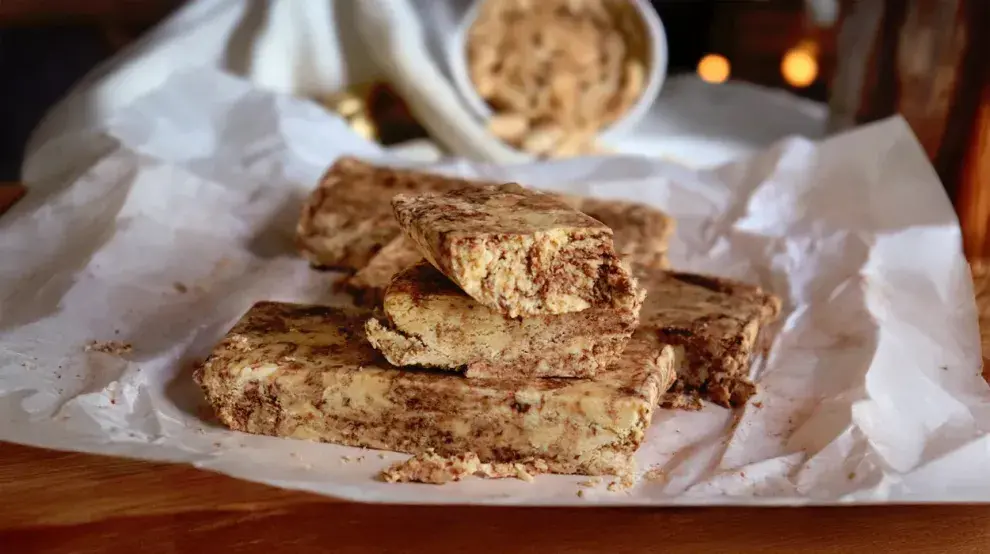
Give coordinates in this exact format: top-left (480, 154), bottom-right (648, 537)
top-left (296, 157), bottom-right (674, 276)
top-left (634, 269), bottom-right (782, 408)
top-left (365, 261), bottom-right (643, 378)
top-left (578, 197), bottom-right (675, 270)
top-left (392, 183), bottom-right (639, 318)
top-left (338, 236), bottom-right (423, 307)
top-left (296, 157), bottom-right (495, 270)
top-left (196, 301), bottom-right (674, 476)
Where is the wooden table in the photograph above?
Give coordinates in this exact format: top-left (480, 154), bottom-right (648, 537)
top-left (2, 187), bottom-right (989, 553)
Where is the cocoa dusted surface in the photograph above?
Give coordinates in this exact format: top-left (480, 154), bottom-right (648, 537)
top-left (392, 183), bottom-right (610, 237)
top-left (197, 301), bottom-right (668, 475)
top-left (636, 268), bottom-right (782, 409)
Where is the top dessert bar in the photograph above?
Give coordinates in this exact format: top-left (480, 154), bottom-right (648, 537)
top-left (196, 301), bottom-right (675, 476)
top-left (295, 157), bottom-right (674, 274)
top-left (339, 195), bottom-right (673, 307)
top-left (634, 269), bottom-right (782, 409)
top-left (296, 157), bottom-right (496, 270)
top-left (392, 183), bottom-right (639, 318)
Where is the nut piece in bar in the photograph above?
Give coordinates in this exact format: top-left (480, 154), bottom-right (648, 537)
top-left (634, 269), bottom-right (782, 409)
top-left (338, 236), bottom-right (423, 307)
top-left (196, 302), bottom-right (674, 476)
top-left (365, 261), bottom-right (643, 379)
top-left (392, 183), bottom-right (638, 318)
top-left (296, 157), bottom-right (494, 270)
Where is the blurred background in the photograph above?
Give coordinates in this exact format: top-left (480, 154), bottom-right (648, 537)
top-left (1, 0), bottom-right (987, 255)
top-left (0, 0), bottom-right (837, 179)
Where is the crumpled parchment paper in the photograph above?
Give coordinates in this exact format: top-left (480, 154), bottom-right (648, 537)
top-left (2, 70), bottom-right (988, 505)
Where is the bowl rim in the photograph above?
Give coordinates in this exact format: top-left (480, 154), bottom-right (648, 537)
top-left (447, 0), bottom-right (669, 143)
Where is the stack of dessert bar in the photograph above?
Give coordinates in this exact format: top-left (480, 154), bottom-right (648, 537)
top-left (196, 158), bottom-right (781, 478)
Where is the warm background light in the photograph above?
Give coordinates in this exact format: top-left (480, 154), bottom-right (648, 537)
top-left (697, 54), bottom-right (730, 84)
top-left (781, 45), bottom-right (819, 88)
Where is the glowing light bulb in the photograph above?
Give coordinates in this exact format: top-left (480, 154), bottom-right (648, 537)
top-left (697, 54), bottom-right (730, 84)
top-left (781, 47), bottom-right (818, 88)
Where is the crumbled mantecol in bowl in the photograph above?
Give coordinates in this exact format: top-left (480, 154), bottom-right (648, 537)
top-left (467, 0), bottom-right (649, 158)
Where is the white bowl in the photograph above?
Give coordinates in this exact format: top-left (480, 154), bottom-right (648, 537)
top-left (447, 0), bottom-right (669, 145)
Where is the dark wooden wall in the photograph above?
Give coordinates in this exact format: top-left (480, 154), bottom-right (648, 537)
top-left (709, 0), bottom-right (836, 101)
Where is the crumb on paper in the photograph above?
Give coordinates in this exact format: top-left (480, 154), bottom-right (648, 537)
top-left (173, 281), bottom-right (189, 293)
top-left (753, 401), bottom-right (764, 409)
top-left (643, 466), bottom-right (667, 483)
top-left (378, 453), bottom-right (386, 459)
top-left (341, 455), bottom-right (353, 463)
top-left (606, 473), bottom-right (635, 492)
top-left (848, 472), bottom-right (856, 480)
top-left (577, 489), bottom-right (585, 498)
top-left (578, 478), bottom-right (601, 487)
top-left (467, 0), bottom-right (647, 159)
top-left (213, 441), bottom-right (221, 448)
top-left (379, 450), bottom-right (549, 485)
top-left (84, 340), bottom-right (133, 355)
top-left (289, 452), bottom-right (299, 458)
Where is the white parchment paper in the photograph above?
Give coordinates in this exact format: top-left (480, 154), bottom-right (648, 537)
top-left (2, 70), bottom-right (989, 505)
